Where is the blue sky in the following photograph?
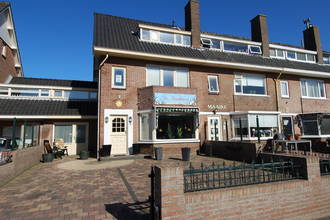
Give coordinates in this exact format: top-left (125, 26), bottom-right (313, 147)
top-left (9, 0), bottom-right (330, 81)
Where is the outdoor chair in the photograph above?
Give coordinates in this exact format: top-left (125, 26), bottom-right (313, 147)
top-left (44, 141), bottom-right (62, 159)
top-left (54, 139), bottom-right (68, 156)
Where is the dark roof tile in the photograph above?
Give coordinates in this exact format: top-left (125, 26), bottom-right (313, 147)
top-left (0, 99), bottom-right (97, 116)
top-left (94, 13), bottom-right (330, 73)
top-left (0, 2), bottom-right (9, 12)
top-left (9, 77), bottom-right (97, 89)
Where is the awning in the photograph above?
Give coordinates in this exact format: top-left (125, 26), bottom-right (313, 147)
top-left (156, 107), bottom-right (199, 113)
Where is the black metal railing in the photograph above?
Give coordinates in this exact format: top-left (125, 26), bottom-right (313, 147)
top-left (183, 160), bottom-right (302, 193)
top-left (320, 159), bottom-right (330, 176)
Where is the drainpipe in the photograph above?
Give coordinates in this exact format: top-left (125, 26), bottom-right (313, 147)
top-left (97, 54), bottom-right (109, 161)
top-left (274, 70), bottom-right (283, 112)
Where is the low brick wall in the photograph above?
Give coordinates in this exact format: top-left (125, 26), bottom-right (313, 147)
top-left (0, 146), bottom-right (43, 186)
top-left (154, 156), bottom-right (330, 220)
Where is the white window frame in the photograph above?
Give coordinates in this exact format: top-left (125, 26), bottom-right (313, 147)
top-left (300, 78), bottom-right (326, 99)
top-left (140, 28), bottom-right (191, 47)
top-left (234, 73), bottom-right (267, 96)
top-left (146, 65), bottom-right (189, 88)
top-left (112, 67), bottom-right (126, 89)
top-left (208, 75), bottom-right (219, 93)
top-left (248, 45), bottom-right (262, 55)
top-left (280, 81), bottom-right (289, 98)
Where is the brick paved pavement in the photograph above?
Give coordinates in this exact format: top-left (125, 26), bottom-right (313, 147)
top-left (0, 155), bottom-right (234, 220)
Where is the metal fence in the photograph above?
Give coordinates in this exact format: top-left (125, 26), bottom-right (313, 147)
top-left (183, 160), bottom-right (303, 193)
top-left (320, 159), bottom-right (330, 176)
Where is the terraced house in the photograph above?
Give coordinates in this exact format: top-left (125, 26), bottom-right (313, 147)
top-left (93, 0), bottom-right (330, 157)
top-left (0, 2), bottom-right (22, 83)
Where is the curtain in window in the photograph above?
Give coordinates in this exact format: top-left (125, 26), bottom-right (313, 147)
top-left (147, 67), bottom-right (160, 86)
top-left (307, 80), bottom-right (320, 97)
top-left (175, 69), bottom-right (188, 87)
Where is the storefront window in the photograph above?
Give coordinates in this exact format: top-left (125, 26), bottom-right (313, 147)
top-left (55, 125), bottom-right (73, 143)
top-left (156, 114), bottom-right (195, 139)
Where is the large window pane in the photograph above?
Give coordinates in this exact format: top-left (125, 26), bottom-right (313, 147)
top-left (141, 29), bottom-right (150, 41)
top-left (157, 114), bottom-right (195, 139)
top-left (163, 69), bottom-right (174, 87)
top-left (160, 32), bottom-right (174, 44)
top-left (11, 89), bottom-right (39, 97)
top-left (224, 42), bottom-right (248, 53)
top-left (248, 115), bottom-right (278, 138)
top-left (175, 69), bottom-right (188, 87)
top-left (211, 39), bottom-right (221, 49)
top-left (147, 67), bottom-right (160, 86)
top-left (320, 116), bottom-right (330, 135)
top-left (232, 116), bottom-right (248, 138)
top-left (301, 79), bottom-right (325, 98)
top-left (242, 75), bottom-right (265, 95)
top-left (55, 125), bottom-right (73, 143)
top-left (208, 76), bottom-right (219, 92)
top-left (64, 91), bottom-right (89, 100)
top-left (183, 35), bottom-right (191, 46)
top-left (140, 113), bottom-right (153, 140)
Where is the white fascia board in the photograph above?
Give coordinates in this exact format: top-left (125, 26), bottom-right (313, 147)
top-left (94, 47), bottom-right (330, 78)
top-left (201, 34), bottom-right (262, 46)
top-left (138, 24), bottom-right (191, 35)
top-left (269, 44), bottom-right (317, 55)
top-left (0, 83), bottom-right (98, 91)
top-left (0, 115), bottom-right (97, 119)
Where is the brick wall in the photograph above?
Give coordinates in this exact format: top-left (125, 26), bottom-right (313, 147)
top-left (0, 38), bottom-right (19, 83)
top-left (154, 156), bottom-right (330, 219)
top-left (0, 146), bottom-right (43, 186)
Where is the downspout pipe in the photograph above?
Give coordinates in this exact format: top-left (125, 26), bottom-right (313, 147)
top-left (97, 54), bottom-right (109, 161)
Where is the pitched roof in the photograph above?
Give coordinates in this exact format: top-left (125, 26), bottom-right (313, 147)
top-left (0, 2), bottom-right (9, 12)
top-left (93, 13), bottom-right (330, 73)
top-left (0, 99), bottom-right (97, 116)
top-left (9, 77), bottom-right (98, 89)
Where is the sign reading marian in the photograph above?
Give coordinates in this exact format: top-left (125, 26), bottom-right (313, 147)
top-left (154, 93), bottom-right (196, 105)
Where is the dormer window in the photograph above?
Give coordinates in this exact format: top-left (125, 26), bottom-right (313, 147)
top-left (140, 28), bottom-right (191, 47)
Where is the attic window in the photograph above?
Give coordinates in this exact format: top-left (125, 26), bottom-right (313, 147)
top-left (140, 28), bottom-right (191, 47)
top-left (249, 45), bottom-right (262, 54)
top-left (1, 46), bottom-right (6, 58)
top-left (201, 38), bottom-right (212, 48)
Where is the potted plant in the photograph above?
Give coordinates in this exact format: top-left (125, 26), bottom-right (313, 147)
top-left (80, 150), bottom-right (89, 160)
top-left (287, 134), bottom-right (294, 140)
top-left (154, 147), bottom-right (163, 160)
top-left (181, 147), bottom-right (191, 161)
top-left (294, 134), bottom-right (301, 140)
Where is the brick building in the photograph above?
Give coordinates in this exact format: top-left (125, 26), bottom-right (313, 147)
top-left (0, 77), bottom-right (97, 155)
top-left (0, 2), bottom-right (23, 83)
top-left (93, 0), bottom-right (330, 157)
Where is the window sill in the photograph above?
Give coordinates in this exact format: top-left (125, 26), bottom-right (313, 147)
top-left (231, 137), bottom-right (273, 141)
top-left (301, 97), bottom-right (326, 100)
top-left (281, 96), bottom-right (290, 99)
top-left (234, 93), bottom-right (268, 97)
top-left (111, 87), bottom-right (126, 90)
top-left (208, 91), bottom-right (219, 95)
top-left (138, 139), bottom-right (200, 144)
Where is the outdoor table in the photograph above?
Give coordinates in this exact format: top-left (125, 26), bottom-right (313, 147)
top-left (276, 140), bottom-right (312, 154)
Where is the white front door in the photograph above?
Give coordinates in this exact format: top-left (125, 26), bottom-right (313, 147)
top-left (208, 116), bottom-right (221, 141)
top-left (109, 116), bottom-right (128, 155)
top-left (54, 123), bottom-right (89, 155)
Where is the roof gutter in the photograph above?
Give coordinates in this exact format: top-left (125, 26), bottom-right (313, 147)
top-left (94, 46), bottom-right (330, 78)
top-left (97, 54), bottom-right (109, 161)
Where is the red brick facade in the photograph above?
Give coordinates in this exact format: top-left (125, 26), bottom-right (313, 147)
top-left (154, 156), bottom-right (330, 219)
top-left (98, 56), bottom-right (330, 155)
top-left (0, 38), bottom-right (19, 83)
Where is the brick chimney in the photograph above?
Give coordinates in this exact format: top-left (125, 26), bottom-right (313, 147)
top-left (303, 26), bottom-right (323, 64)
top-left (185, 0), bottom-right (200, 48)
top-left (251, 14), bottom-right (269, 56)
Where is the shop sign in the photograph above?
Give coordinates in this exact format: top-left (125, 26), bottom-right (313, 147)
top-left (154, 93), bottom-right (196, 105)
top-left (208, 104), bottom-right (227, 110)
